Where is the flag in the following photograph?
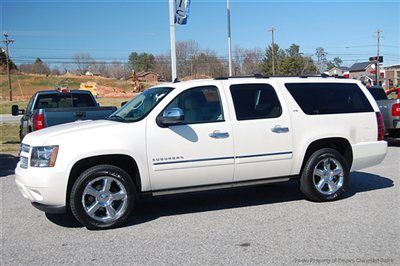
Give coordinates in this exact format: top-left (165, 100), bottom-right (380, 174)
top-left (175, 0), bottom-right (191, 25)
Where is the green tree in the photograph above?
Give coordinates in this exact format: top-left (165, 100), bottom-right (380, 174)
top-left (0, 49), bottom-right (17, 70)
top-left (261, 43), bottom-right (317, 76)
top-left (127, 52), bottom-right (155, 72)
top-left (127, 52), bottom-right (139, 71)
top-left (327, 57), bottom-right (343, 69)
top-left (261, 43), bottom-right (286, 76)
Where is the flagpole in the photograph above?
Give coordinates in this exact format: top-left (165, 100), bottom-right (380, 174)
top-left (227, 0), bottom-right (232, 76)
top-left (169, 0), bottom-right (177, 81)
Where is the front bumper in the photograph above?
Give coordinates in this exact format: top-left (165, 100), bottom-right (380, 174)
top-left (15, 161), bottom-right (69, 211)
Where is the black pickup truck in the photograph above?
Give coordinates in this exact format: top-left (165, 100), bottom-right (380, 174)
top-left (12, 90), bottom-right (117, 140)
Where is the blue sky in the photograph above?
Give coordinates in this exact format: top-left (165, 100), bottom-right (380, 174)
top-left (1, 0), bottom-right (399, 67)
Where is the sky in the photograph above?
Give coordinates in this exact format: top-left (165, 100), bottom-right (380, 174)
top-left (1, 0), bottom-right (400, 67)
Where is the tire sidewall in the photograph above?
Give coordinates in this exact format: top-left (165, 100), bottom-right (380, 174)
top-left (70, 165), bottom-right (135, 229)
top-left (302, 149), bottom-right (349, 201)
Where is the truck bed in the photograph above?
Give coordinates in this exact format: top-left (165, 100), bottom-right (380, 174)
top-left (39, 106), bottom-right (117, 127)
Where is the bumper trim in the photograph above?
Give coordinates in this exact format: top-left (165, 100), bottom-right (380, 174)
top-left (32, 202), bottom-right (66, 214)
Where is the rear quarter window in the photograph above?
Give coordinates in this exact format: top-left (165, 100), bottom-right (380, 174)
top-left (368, 88), bottom-right (387, 100)
top-left (285, 83), bottom-right (373, 115)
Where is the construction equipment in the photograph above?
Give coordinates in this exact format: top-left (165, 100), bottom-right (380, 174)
top-left (80, 81), bottom-right (98, 97)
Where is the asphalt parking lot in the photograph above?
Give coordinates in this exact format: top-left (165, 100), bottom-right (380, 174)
top-left (1, 142), bottom-right (399, 265)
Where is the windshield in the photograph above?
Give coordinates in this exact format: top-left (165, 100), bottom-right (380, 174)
top-left (109, 87), bottom-right (173, 122)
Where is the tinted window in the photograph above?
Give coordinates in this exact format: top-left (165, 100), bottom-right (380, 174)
top-left (165, 86), bottom-right (223, 124)
top-left (285, 83), bottom-right (373, 115)
top-left (368, 88), bottom-right (387, 100)
top-left (34, 93), bottom-right (95, 109)
top-left (230, 84), bottom-right (282, 120)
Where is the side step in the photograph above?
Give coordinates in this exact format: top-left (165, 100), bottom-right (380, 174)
top-left (151, 176), bottom-right (292, 196)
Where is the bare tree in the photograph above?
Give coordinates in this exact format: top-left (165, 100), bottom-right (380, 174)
top-left (234, 47), bottom-right (263, 75)
top-left (108, 61), bottom-right (125, 79)
top-left (176, 40), bottom-right (200, 78)
top-left (154, 54), bottom-right (171, 81)
top-left (73, 53), bottom-right (94, 74)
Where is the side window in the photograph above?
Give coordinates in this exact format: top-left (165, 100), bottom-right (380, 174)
top-left (26, 96), bottom-right (35, 112)
top-left (285, 83), bottom-right (374, 115)
top-left (165, 86), bottom-right (224, 124)
top-left (230, 83), bottom-right (282, 120)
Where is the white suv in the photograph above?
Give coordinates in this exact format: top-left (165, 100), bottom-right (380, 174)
top-left (15, 76), bottom-right (388, 229)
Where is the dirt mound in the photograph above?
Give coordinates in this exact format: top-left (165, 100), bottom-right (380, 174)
top-left (97, 85), bottom-right (135, 98)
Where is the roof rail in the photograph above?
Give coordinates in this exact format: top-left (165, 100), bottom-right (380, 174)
top-left (213, 73), bottom-right (341, 80)
top-left (214, 73), bottom-right (266, 80)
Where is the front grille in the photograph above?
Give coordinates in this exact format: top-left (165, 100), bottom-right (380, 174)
top-left (20, 156), bottom-right (28, 169)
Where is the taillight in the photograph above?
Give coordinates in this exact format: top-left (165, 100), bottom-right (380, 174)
top-left (392, 103), bottom-right (400, 117)
top-left (376, 112), bottom-right (385, 141)
top-left (33, 110), bottom-right (46, 131)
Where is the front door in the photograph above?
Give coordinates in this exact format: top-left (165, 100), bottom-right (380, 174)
top-left (146, 84), bottom-right (234, 191)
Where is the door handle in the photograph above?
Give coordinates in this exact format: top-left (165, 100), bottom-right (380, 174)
top-left (271, 125), bottom-right (289, 133)
top-left (209, 130), bottom-right (230, 139)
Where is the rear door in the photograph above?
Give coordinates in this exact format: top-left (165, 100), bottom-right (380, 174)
top-left (225, 81), bottom-right (294, 182)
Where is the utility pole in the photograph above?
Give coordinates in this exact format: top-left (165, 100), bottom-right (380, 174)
top-left (375, 29), bottom-right (382, 86)
top-left (268, 27), bottom-right (275, 76)
top-left (1, 32), bottom-right (15, 101)
top-left (169, 0), bottom-right (177, 81)
top-left (227, 0), bottom-right (233, 76)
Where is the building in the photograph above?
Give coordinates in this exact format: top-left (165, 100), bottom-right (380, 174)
top-left (349, 62), bottom-right (384, 86)
top-left (327, 66), bottom-right (350, 77)
top-left (383, 64), bottom-right (400, 89)
top-left (136, 71), bottom-right (159, 83)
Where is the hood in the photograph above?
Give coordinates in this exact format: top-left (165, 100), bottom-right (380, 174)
top-left (22, 119), bottom-right (120, 146)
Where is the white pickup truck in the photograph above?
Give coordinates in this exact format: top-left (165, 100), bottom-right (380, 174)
top-left (15, 76), bottom-right (387, 229)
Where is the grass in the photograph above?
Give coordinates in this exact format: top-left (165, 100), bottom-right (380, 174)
top-left (0, 123), bottom-right (20, 153)
top-left (0, 100), bottom-right (29, 114)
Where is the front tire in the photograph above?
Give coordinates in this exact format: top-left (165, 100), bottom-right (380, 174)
top-left (70, 165), bottom-right (136, 229)
top-left (300, 148), bottom-right (349, 202)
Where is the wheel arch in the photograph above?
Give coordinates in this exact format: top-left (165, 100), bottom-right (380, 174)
top-left (300, 137), bottom-right (353, 173)
top-left (67, 154), bottom-right (141, 206)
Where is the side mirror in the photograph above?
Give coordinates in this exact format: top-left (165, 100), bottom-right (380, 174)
top-left (11, 105), bottom-right (24, 116)
top-left (158, 108), bottom-right (184, 127)
top-left (121, 101), bottom-right (128, 107)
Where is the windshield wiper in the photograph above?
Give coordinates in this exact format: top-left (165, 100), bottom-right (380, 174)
top-left (107, 115), bottom-right (128, 122)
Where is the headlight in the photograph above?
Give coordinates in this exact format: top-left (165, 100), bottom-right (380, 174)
top-left (30, 146), bottom-right (59, 167)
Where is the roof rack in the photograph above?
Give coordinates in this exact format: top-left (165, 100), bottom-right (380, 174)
top-left (214, 73), bottom-right (266, 80)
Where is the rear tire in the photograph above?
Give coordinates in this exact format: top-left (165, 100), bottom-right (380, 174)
top-left (70, 164), bottom-right (136, 230)
top-left (300, 148), bottom-right (349, 202)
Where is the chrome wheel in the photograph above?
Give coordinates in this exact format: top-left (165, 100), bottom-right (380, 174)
top-left (81, 176), bottom-right (128, 222)
top-left (313, 158), bottom-right (344, 195)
